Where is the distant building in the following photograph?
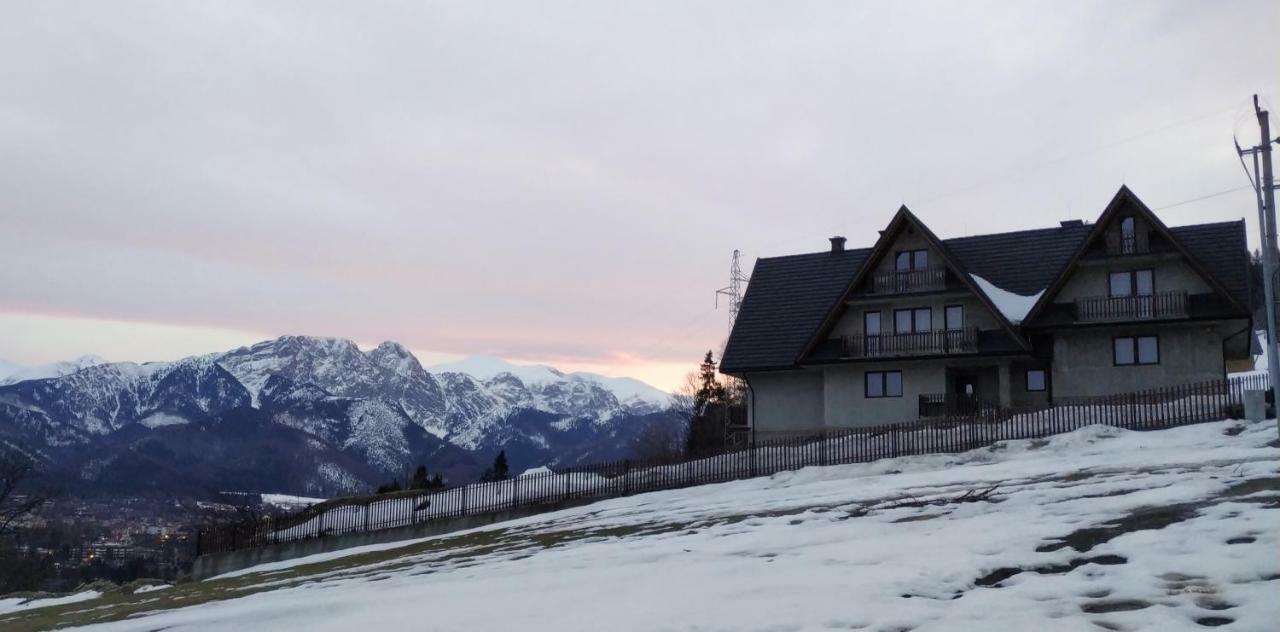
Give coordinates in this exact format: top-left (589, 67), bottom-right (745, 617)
top-left (720, 186), bottom-right (1251, 437)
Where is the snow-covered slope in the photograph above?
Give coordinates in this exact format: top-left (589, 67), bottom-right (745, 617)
top-left (12, 418), bottom-right (1277, 631)
top-left (0, 354), bottom-right (108, 386)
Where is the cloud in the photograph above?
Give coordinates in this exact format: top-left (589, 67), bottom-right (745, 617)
top-left (1, 1), bottom-right (1277, 387)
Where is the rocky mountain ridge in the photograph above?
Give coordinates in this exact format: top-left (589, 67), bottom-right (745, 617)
top-left (0, 336), bottom-right (679, 498)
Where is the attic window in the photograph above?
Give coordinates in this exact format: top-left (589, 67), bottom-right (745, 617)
top-left (896, 250), bottom-right (928, 271)
top-left (1120, 217), bottom-right (1136, 254)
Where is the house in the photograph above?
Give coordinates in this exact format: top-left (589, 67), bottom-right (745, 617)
top-left (719, 186), bottom-right (1253, 438)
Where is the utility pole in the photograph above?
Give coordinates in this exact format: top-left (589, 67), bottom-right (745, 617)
top-left (1258, 97), bottom-right (1280, 426)
top-left (1241, 94), bottom-right (1280, 425)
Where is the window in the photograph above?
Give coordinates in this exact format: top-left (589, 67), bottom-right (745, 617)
top-left (894, 309), bottom-right (912, 334)
top-left (1120, 217), bottom-right (1136, 254)
top-left (1108, 272), bottom-right (1131, 297)
top-left (895, 249), bottom-right (928, 271)
top-left (894, 307), bottom-right (932, 334)
top-left (1114, 336), bottom-right (1159, 365)
top-left (1026, 369), bottom-right (1046, 392)
top-left (944, 305), bottom-right (964, 331)
top-left (864, 311), bottom-right (881, 337)
top-left (914, 308), bottom-right (931, 332)
top-left (1137, 336), bottom-right (1159, 364)
top-left (1135, 269), bottom-right (1153, 296)
top-left (866, 370), bottom-right (903, 398)
top-left (1114, 337), bottom-right (1135, 365)
top-left (1108, 269), bottom-right (1154, 297)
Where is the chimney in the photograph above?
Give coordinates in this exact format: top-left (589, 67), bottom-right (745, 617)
top-left (1060, 219), bottom-right (1084, 228)
top-left (829, 236), bottom-right (846, 253)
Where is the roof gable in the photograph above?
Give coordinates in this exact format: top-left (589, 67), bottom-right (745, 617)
top-left (1021, 186), bottom-right (1249, 325)
top-left (795, 207), bottom-right (1029, 362)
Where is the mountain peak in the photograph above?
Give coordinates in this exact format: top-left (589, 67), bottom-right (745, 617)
top-left (366, 341), bottom-right (424, 377)
top-left (371, 341), bottom-right (412, 358)
top-left (271, 335), bottom-right (360, 352)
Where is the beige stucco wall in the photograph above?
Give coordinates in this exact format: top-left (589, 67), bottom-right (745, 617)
top-left (749, 357), bottom-right (1033, 433)
top-left (1051, 322), bottom-right (1227, 397)
top-left (1054, 256), bottom-right (1214, 304)
top-left (831, 293), bottom-right (1001, 338)
top-left (1009, 360), bottom-right (1052, 409)
top-left (821, 361), bottom-right (947, 428)
top-left (747, 370), bottom-right (825, 435)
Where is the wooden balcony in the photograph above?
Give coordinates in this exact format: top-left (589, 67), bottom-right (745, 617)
top-left (1074, 290), bottom-right (1187, 323)
top-left (871, 266), bottom-right (947, 294)
top-left (842, 328), bottom-right (978, 358)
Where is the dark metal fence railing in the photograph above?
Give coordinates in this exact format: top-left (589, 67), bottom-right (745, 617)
top-left (196, 373), bottom-right (1268, 557)
top-left (843, 328), bottom-right (978, 358)
top-left (1075, 291), bottom-right (1187, 323)
top-left (872, 266), bottom-right (947, 294)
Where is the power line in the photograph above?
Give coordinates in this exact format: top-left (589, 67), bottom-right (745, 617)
top-left (1151, 185), bottom-right (1252, 211)
top-left (915, 96), bottom-right (1273, 207)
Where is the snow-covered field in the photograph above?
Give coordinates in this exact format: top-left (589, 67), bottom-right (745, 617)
top-left (0, 591), bottom-right (101, 617)
top-left (5, 418), bottom-right (1277, 631)
top-left (264, 392), bottom-right (1258, 544)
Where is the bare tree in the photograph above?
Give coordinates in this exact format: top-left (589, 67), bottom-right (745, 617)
top-left (0, 448), bottom-right (59, 536)
top-left (668, 370), bottom-right (700, 418)
top-left (630, 419), bottom-right (685, 464)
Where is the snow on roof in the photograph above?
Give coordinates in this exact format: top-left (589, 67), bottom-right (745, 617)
top-left (969, 274), bottom-right (1042, 324)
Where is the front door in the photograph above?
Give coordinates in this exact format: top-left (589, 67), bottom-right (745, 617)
top-left (953, 375), bottom-right (979, 414)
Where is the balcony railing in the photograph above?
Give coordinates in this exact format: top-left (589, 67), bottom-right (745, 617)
top-left (842, 327), bottom-right (978, 358)
top-left (872, 266), bottom-right (947, 294)
top-left (918, 394), bottom-right (999, 418)
top-left (1104, 232), bottom-right (1150, 256)
top-left (1074, 290), bottom-right (1187, 323)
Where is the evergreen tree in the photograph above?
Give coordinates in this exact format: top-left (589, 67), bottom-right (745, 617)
top-left (410, 465), bottom-right (431, 490)
top-left (685, 350), bottom-right (728, 454)
top-left (491, 450), bottom-right (510, 481)
top-left (692, 350), bottom-right (726, 417)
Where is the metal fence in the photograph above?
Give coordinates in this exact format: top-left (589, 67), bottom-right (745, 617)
top-left (195, 374), bottom-right (1267, 556)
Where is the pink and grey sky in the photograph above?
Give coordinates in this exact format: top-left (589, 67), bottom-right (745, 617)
top-left (1, 1), bottom-right (1278, 390)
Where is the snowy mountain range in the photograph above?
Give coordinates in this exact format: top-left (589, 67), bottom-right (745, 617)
top-left (0, 336), bottom-right (680, 498)
top-left (0, 355), bottom-right (108, 386)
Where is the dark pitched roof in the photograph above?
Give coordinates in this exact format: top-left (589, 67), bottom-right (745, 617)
top-left (720, 248), bottom-right (868, 372)
top-left (1170, 220), bottom-right (1249, 308)
top-left (720, 217), bottom-right (1248, 374)
top-left (943, 223), bottom-right (1092, 295)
